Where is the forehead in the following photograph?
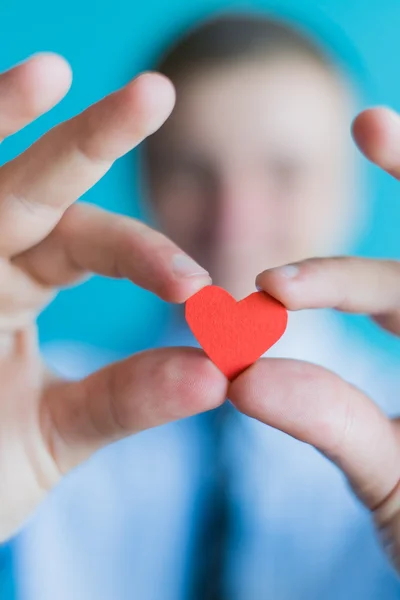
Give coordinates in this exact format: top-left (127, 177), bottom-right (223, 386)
top-left (158, 58), bottom-right (354, 160)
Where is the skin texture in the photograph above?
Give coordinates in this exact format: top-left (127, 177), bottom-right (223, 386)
top-left (0, 53), bottom-right (400, 573)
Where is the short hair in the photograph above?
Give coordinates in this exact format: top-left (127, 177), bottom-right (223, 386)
top-left (153, 13), bottom-right (338, 83)
top-left (142, 13), bottom-right (353, 174)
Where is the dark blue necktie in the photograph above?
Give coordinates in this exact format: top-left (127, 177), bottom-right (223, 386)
top-left (0, 542), bottom-right (17, 600)
top-left (187, 403), bottom-right (233, 600)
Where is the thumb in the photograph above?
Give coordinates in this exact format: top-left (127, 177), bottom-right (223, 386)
top-left (229, 358), bottom-right (400, 512)
top-left (42, 347), bottom-right (228, 475)
top-left (230, 358), bottom-right (400, 569)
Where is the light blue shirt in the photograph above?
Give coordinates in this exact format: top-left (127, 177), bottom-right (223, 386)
top-left (14, 310), bottom-right (400, 599)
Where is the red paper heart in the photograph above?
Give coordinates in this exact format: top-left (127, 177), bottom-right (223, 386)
top-left (185, 285), bottom-right (288, 380)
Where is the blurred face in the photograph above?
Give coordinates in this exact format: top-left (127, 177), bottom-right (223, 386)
top-left (145, 56), bottom-right (358, 299)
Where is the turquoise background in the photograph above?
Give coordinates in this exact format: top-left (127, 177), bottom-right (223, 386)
top-left (0, 2), bottom-right (400, 598)
top-left (0, 0), bottom-right (400, 358)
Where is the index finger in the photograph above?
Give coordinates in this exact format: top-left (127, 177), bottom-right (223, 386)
top-left (0, 72), bottom-right (175, 256)
top-left (256, 257), bottom-right (400, 334)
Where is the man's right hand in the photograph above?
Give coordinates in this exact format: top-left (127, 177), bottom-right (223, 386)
top-left (0, 54), bottom-right (228, 542)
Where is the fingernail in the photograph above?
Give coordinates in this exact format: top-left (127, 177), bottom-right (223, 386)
top-left (273, 264), bottom-right (300, 279)
top-left (172, 254), bottom-right (210, 278)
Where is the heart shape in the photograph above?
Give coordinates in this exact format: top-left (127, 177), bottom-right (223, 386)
top-left (185, 285), bottom-right (288, 380)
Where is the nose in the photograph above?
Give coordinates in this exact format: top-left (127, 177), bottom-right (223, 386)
top-left (212, 169), bottom-right (268, 247)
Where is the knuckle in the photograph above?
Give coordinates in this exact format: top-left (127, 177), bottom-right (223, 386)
top-left (150, 352), bottom-right (192, 406)
top-left (150, 349), bottom-right (225, 417)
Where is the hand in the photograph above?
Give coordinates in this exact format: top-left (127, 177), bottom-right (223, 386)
top-left (0, 54), bottom-right (228, 541)
top-left (229, 107), bottom-right (400, 571)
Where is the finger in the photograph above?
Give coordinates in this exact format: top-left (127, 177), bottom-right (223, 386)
top-left (0, 53), bottom-right (72, 142)
top-left (229, 358), bottom-right (400, 511)
top-left (13, 203), bottom-right (211, 303)
top-left (256, 257), bottom-right (400, 334)
top-left (352, 107), bottom-right (400, 179)
top-left (0, 260), bottom-right (52, 311)
top-left (0, 72), bottom-right (175, 257)
top-left (40, 348), bottom-right (228, 475)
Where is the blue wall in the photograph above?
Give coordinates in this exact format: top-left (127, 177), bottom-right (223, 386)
top-left (1, 0), bottom-right (399, 356)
